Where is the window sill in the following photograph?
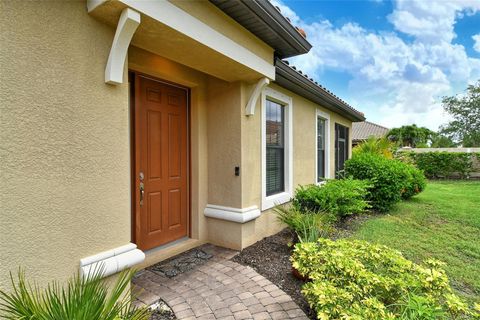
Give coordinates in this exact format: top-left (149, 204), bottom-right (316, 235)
top-left (262, 192), bottom-right (291, 211)
top-left (316, 180), bottom-right (327, 186)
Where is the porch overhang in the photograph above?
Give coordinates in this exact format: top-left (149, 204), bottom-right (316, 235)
top-left (88, 0), bottom-right (276, 83)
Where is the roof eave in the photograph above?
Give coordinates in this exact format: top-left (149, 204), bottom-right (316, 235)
top-left (250, 0), bottom-right (312, 58)
top-left (209, 0), bottom-right (312, 59)
top-left (275, 60), bottom-right (366, 122)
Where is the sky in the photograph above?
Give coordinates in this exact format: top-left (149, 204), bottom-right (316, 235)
top-left (272, 0), bottom-right (480, 130)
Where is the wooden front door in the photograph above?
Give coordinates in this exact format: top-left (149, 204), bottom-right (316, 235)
top-left (134, 74), bottom-right (188, 251)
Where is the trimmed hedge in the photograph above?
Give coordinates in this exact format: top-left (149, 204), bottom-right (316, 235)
top-left (344, 153), bottom-right (426, 212)
top-left (398, 151), bottom-right (479, 179)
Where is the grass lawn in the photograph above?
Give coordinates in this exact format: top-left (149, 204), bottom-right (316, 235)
top-left (346, 180), bottom-right (480, 304)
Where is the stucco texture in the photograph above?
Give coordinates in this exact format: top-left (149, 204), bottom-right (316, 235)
top-left (0, 1), bottom-right (131, 288)
top-left (0, 0), bottom-right (355, 280)
top-left (207, 81), bottom-right (353, 249)
top-left (240, 82), bottom-right (353, 207)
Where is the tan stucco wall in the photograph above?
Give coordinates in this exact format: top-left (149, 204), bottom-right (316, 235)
top-left (89, 0), bottom-right (274, 82)
top-left (0, 1), bottom-right (355, 284)
top-left (170, 0), bottom-right (273, 64)
top-left (206, 81), bottom-right (353, 249)
top-left (211, 82), bottom-right (353, 248)
top-left (206, 79), bottom-right (243, 208)
top-left (0, 1), bottom-right (131, 288)
top-left (240, 82), bottom-right (353, 207)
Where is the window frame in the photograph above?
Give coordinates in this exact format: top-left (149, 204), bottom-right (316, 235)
top-left (261, 87), bottom-right (293, 211)
top-left (335, 123), bottom-right (349, 178)
top-left (316, 110), bottom-right (331, 184)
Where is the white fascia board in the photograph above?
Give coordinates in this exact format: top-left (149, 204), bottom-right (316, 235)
top-left (120, 0), bottom-right (275, 80)
top-left (204, 204), bottom-right (261, 223)
top-left (80, 243), bottom-right (145, 280)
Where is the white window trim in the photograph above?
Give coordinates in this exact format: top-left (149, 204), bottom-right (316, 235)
top-left (316, 109), bottom-right (331, 184)
top-left (261, 87), bottom-right (293, 211)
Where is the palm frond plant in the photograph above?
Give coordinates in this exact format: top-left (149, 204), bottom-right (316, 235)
top-left (0, 267), bottom-right (151, 320)
top-left (274, 205), bottom-right (335, 243)
top-left (353, 136), bottom-right (395, 159)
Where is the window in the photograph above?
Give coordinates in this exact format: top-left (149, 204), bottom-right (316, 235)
top-left (316, 110), bottom-right (331, 183)
top-left (262, 87), bottom-right (292, 211)
top-left (335, 123), bottom-right (349, 178)
top-left (266, 100), bottom-right (285, 196)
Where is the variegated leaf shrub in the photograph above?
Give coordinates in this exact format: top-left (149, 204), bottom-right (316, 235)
top-left (291, 239), bottom-right (477, 319)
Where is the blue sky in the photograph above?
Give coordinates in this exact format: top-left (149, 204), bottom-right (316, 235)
top-left (274, 0), bottom-right (480, 130)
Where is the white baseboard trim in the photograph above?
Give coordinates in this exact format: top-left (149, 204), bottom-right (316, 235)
top-left (80, 243), bottom-right (145, 279)
top-left (204, 204), bottom-right (261, 223)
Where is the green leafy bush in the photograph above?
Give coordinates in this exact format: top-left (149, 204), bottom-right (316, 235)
top-left (344, 153), bottom-right (408, 212)
top-left (0, 268), bottom-right (151, 320)
top-left (401, 163), bottom-right (427, 199)
top-left (291, 239), bottom-right (476, 320)
top-left (274, 206), bottom-right (335, 242)
top-left (397, 151), bottom-right (479, 179)
top-left (292, 178), bottom-right (371, 217)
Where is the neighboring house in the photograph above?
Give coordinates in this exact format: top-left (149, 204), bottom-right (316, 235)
top-left (0, 0), bottom-right (365, 287)
top-left (352, 121), bottom-right (389, 147)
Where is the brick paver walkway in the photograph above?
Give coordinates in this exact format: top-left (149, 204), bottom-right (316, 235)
top-left (133, 244), bottom-right (309, 320)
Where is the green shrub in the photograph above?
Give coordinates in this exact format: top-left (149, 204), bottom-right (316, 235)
top-left (291, 239), bottom-right (476, 319)
top-left (397, 293), bottom-right (447, 319)
top-left (401, 164), bottom-right (427, 199)
top-left (0, 268), bottom-right (151, 320)
top-left (344, 153), bottom-right (408, 212)
top-left (274, 206), bottom-right (335, 242)
top-left (292, 178), bottom-right (371, 217)
top-left (398, 151), bottom-right (479, 179)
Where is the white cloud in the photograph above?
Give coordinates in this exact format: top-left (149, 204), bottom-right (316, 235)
top-left (473, 34), bottom-right (480, 52)
top-left (388, 0), bottom-right (480, 43)
top-left (272, 0), bottom-right (480, 130)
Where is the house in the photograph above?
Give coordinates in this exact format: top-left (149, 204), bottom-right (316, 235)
top-left (352, 121), bottom-right (389, 147)
top-left (0, 0), bottom-right (365, 287)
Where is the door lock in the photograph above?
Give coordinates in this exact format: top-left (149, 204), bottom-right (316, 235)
top-left (139, 171), bottom-right (144, 206)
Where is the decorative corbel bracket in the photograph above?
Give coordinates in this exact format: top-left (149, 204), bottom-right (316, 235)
top-left (245, 77), bottom-right (270, 116)
top-left (105, 8), bottom-right (141, 85)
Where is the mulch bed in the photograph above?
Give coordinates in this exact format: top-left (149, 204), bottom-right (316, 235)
top-left (232, 215), bottom-right (376, 319)
top-left (232, 228), bottom-right (316, 319)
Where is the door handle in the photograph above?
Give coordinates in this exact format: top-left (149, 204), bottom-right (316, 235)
top-left (139, 182), bottom-right (144, 206)
top-left (139, 171), bottom-right (144, 207)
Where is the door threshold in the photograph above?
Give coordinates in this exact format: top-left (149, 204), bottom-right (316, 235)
top-left (144, 237), bottom-right (191, 255)
top-left (137, 238), bottom-right (205, 270)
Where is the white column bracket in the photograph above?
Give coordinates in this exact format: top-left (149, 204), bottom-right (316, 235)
top-left (105, 8), bottom-right (141, 85)
top-left (245, 77), bottom-right (270, 116)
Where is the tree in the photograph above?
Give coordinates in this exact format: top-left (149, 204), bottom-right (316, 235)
top-left (387, 124), bottom-right (435, 147)
top-left (430, 134), bottom-right (456, 148)
top-left (440, 81), bottom-right (480, 147)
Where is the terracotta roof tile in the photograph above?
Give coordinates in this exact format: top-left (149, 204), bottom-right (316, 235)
top-left (352, 121), bottom-right (389, 141)
top-left (280, 60), bottom-right (365, 117)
